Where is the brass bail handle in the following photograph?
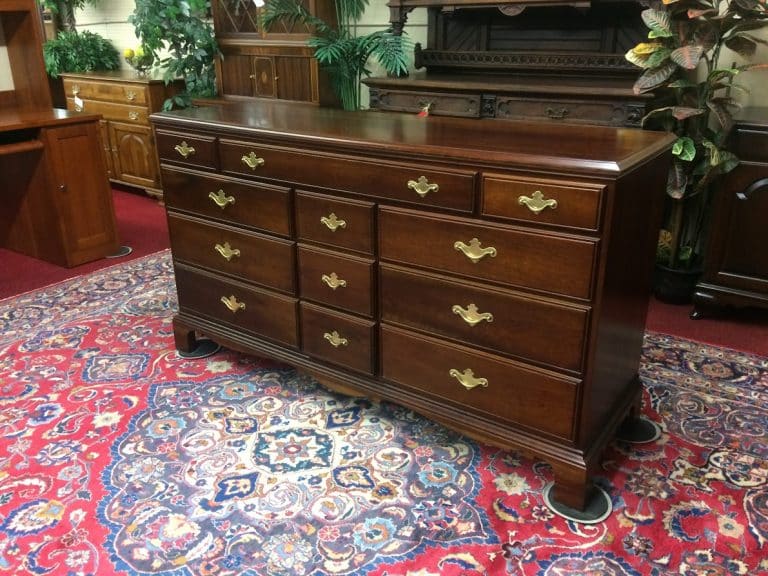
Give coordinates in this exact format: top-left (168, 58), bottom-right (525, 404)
top-left (242, 152), bottom-right (265, 170)
top-left (214, 242), bottom-right (241, 261)
top-left (321, 273), bottom-right (347, 290)
top-left (220, 295), bottom-right (245, 313)
top-left (209, 190), bottom-right (236, 209)
top-left (518, 190), bottom-right (558, 214)
top-left (407, 175), bottom-right (439, 198)
top-left (452, 303), bottom-right (493, 326)
top-left (174, 141), bottom-right (196, 158)
top-left (449, 368), bottom-right (489, 390)
top-left (323, 331), bottom-right (348, 347)
top-left (320, 213), bottom-right (346, 232)
top-left (454, 238), bottom-right (497, 263)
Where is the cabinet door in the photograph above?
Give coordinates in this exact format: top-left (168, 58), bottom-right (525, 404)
top-left (275, 56), bottom-right (314, 102)
top-left (42, 120), bottom-right (119, 266)
top-left (253, 56), bottom-right (277, 98)
top-left (212, 0), bottom-right (261, 36)
top-left (219, 51), bottom-right (256, 97)
top-left (100, 119), bottom-right (114, 178)
top-left (109, 121), bottom-right (160, 189)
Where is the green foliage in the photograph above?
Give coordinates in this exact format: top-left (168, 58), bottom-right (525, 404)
top-left (129, 0), bottom-right (219, 109)
top-left (43, 29), bottom-right (119, 78)
top-left (626, 0), bottom-right (768, 269)
top-left (264, 0), bottom-right (412, 110)
top-left (37, 0), bottom-right (100, 32)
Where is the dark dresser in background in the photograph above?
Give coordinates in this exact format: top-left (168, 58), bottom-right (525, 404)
top-left (693, 109), bottom-right (768, 315)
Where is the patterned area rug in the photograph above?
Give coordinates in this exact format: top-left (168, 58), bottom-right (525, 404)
top-left (0, 251), bottom-right (766, 576)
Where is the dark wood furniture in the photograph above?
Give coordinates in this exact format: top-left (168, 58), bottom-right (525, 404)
top-left (693, 109), bottom-right (768, 315)
top-left (210, 0), bottom-right (336, 105)
top-left (151, 100), bottom-right (673, 514)
top-left (0, 0), bottom-right (119, 267)
top-left (59, 71), bottom-right (183, 201)
top-left (364, 0), bottom-right (653, 126)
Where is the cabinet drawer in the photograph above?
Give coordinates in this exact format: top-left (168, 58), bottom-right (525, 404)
top-left (162, 166), bottom-right (291, 237)
top-left (482, 174), bottom-right (605, 232)
top-left (380, 265), bottom-right (587, 372)
top-left (298, 245), bottom-right (375, 317)
top-left (495, 96), bottom-right (632, 127)
top-left (156, 130), bottom-right (218, 170)
top-left (174, 265), bottom-right (298, 348)
top-left (168, 214), bottom-right (296, 294)
top-left (296, 191), bottom-right (375, 255)
top-left (63, 78), bottom-right (148, 105)
top-left (380, 325), bottom-right (577, 440)
top-left (219, 139), bottom-right (477, 213)
top-left (66, 97), bottom-right (148, 124)
top-left (374, 89), bottom-right (481, 118)
top-left (379, 207), bottom-right (597, 300)
top-left (300, 302), bottom-right (376, 375)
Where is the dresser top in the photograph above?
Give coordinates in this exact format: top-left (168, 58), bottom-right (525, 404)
top-left (152, 100), bottom-right (674, 176)
top-left (59, 70), bottom-right (171, 84)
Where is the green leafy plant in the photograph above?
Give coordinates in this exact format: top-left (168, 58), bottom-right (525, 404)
top-left (264, 0), bottom-right (412, 110)
top-left (43, 29), bottom-right (119, 78)
top-left (38, 0), bottom-right (100, 32)
top-left (626, 0), bottom-right (768, 270)
top-left (129, 0), bottom-right (219, 109)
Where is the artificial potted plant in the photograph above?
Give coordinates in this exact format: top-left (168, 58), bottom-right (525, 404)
top-left (626, 0), bottom-right (768, 303)
top-left (42, 29), bottom-right (120, 77)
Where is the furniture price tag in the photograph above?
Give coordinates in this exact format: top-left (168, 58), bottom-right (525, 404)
top-left (74, 95), bottom-right (84, 110)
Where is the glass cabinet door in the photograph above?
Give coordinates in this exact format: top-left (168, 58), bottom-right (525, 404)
top-left (212, 0), bottom-right (261, 36)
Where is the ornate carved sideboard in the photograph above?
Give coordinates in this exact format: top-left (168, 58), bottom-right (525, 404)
top-left (151, 100), bottom-right (673, 517)
top-left (364, 0), bottom-right (653, 127)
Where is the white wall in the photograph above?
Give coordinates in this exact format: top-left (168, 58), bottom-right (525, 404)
top-left (0, 23), bottom-right (13, 90)
top-left (75, 1), bottom-right (767, 108)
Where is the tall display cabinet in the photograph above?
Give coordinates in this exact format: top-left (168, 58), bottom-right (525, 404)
top-left (211, 0), bottom-right (336, 105)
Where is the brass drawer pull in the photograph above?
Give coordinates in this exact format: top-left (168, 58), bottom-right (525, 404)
top-left (241, 152), bottom-right (265, 169)
top-left (126, 90), bottom-right (137, 101)
top-left (174, 141), bottom-right (195, 158)
top-left (452, 303), bottom-right (493, 326)
top-left (128, 111), bottom-right (139, 121)
top-left (320, 213), bottom-right (346, 231)
top-left (321, 273), bottom-right (347, 290)
top-left (220, 295), bottom-right (245, 313)
top-left (71, 84), bottom-right (80, 96)
top-left (449, 368), bottom-right (488, 390)
top-left (214, 242), bottom-right (240, 261)
top-left (454, 238), bottom-right (497, 263)
top-left (208, 190), bottom-right (235, 208)
top-left (323, 331), bottom-right (348, 347)
top-left (519, 190), bottom-right (558, 214)
top-left (407, 175), bottom-right (439, 197)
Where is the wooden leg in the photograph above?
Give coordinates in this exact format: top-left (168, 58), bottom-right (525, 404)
top-left (173, 316), bottom-right (198, 354)
top-left (543, 461), bottom-right (612, 523)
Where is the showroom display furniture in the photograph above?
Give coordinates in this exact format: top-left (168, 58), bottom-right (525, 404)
top-left (151, 100), bottom-right (674, 518)
top-left (59, 70), bottom-right (183, 201)
top-left (0, 0), bottom-right (119, 267)
top-left (210, 0), bottom-right (336, 105)
top-left (692, 108), bottom-right (768, 315)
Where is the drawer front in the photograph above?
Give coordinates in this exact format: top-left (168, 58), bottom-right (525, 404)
top-left (168, 214), bottom-right (296, 294)
top-left (482, 174), bottom-right (605, 232)
top-left (296, 191), bottom-right (375, 255)
top-left (735, 127), bottom-right (768, 163)
top-left (298, 245), bottom-right (375, 317)
top-left (374, 89), bottom-right (481, 118)
top-left (379, 207), bottom-right (597, 300)
top-left (162, 166), bottom-right (291, 237)
top-left (156, 130), bottom-right (218, 170)
top-left (380, 265), bottom-right (587, 372)
top-left (300, 302), bottom-right (376, 375)
top-left (495, 97), bottom-right (632, 127)
top-left (219, 139), bottom-right (476, 213)
top-left (63, 78), bottom-right (149, 105)
top-left (66, 97), bottom-right (148, 124)
top-left (381, 325), bottom-right (577, 439)
top-left (174, 265), bottom-right (299, 348)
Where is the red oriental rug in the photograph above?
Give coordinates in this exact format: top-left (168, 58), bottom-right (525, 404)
top-left (0, 251), bottom-right (766, 576)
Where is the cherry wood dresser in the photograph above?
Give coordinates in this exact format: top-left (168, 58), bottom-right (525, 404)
top-left (151, 100), bottom-right (674, 512)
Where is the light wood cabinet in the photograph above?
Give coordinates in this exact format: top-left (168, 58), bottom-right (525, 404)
top-left (60, 71), bottom-right (183, 200)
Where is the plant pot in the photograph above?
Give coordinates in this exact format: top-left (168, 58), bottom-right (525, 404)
top-left (652, 263), bottom-right (702, 305)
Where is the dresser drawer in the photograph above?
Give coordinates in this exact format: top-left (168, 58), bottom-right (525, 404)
top-left (373, 88), bottom-right (481, 118)
top-left (168, 214), bottom-right (296, 294)
top-left (381, 325), bottom-right (577, 440)
top-left (175, 265), bottom-right (299, 348)
top-left (63, 78), bottom-right (149, 105)
top-left (219, 139), bottom-right (477, 213)
top-left (66, 97), bottom-right (148, 124)
top-left (156, 130), bottom-right (218, 170)
top-left (298, 245), bottom-right (375, 317)
top-left (300, 302), bottom-right (376, 375)
top-left (482, 174), bottom-right (605, 232)
top-left (380, 265), bottom-right (587, 372)
top-left (495, 96), bottom-right (632, 127)
top-left (162, 166), bottom-right (291, 237)
top-left (296, 191), bottom-right (375, 255)
top-left (379, 207), bottom-right (597, 300)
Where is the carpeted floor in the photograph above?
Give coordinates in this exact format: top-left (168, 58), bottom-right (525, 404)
top-left (0, 252), bottom-right (766, 575)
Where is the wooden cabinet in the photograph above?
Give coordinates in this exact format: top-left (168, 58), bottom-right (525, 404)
top-left (693, 109), bottom-right (768, 314)
top-left (211, 0), bottom-right (336, 105)
top-left (59, 71), bottom-right (182, 200)
top-left (151, 100), bottom-right (674, 514)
